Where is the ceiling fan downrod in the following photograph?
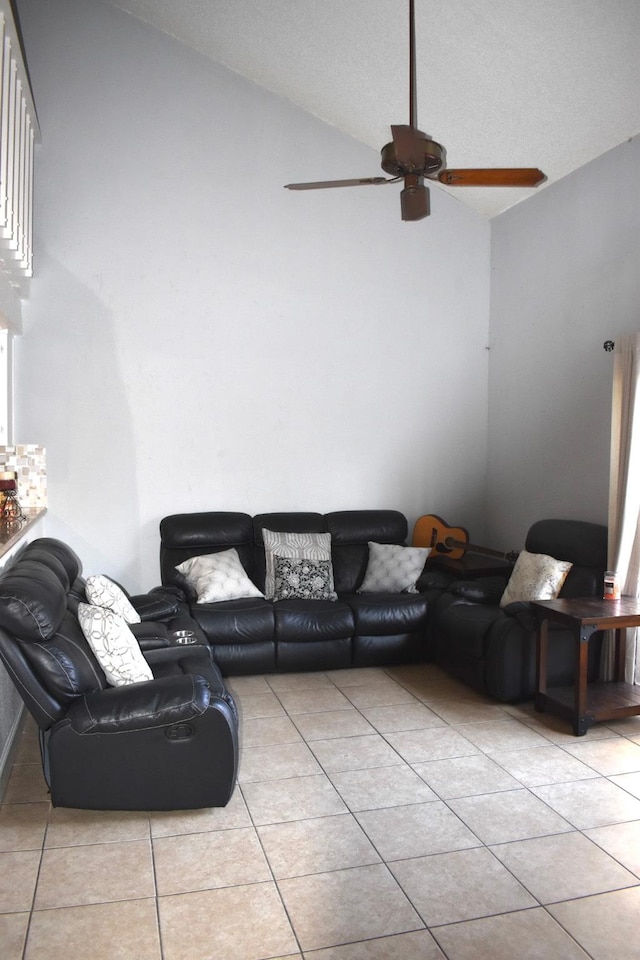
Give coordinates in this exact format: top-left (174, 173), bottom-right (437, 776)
top-left (409, 0), bottom-right (417, 129)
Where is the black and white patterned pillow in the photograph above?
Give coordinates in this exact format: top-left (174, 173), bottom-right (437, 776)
top-left (262, 530), bottom-right (336, 600)
top-left (499, 550), bottom-right (572, 607)
top-left (273, 556), bottom-right (335, 601)
top-left (85, 574), bottom-right (141, 623)
top-left (77, 602), bottom-right (153, 686)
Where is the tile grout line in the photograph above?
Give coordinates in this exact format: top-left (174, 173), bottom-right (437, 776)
top-left (4, 667), bottom-right (640, 959)
top-left (255, 669), bottom-right (640, 956)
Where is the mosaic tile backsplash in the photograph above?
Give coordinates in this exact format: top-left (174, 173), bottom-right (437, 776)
top-left (0, 445), bottom-right (47, 511)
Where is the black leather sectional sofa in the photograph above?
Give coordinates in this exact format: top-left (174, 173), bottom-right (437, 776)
top-left (159, 510), bottom-right (608, 703)
top-left (159, 510), bottom-right (432, 676)
top-left (0, 515), bottom-right (608, 809)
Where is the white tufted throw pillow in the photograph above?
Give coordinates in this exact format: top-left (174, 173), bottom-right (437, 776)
top-left (358, 542), bottom-right (431, 594)
top-left (85, 574), bottom-right (141, 623)
top-left (176, 548), bottom-right (263, 603)
top-left (499, 550), bottom-right (572, 607)
top-left (77, 603), bottom-right (153, 686)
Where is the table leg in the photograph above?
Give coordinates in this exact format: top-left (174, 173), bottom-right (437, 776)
top-left (534, 615), bottom-right (549, 712)
top-left (614, 628), bottom-right (626, 682)
top-left (574, 624), bottom-right (597, 736)
top-left (573, 713), bottom-right (590, 736)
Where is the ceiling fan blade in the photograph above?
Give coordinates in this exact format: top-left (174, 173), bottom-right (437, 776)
top-left (284, 177), bottom-right (395, 190)
top-left (437, 168), bottom-right (546, 187)
top-left (400, 177), bottom-right (430, 221)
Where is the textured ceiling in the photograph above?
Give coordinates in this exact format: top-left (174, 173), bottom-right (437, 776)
top-left (104, 0), bottom-right (640, 218)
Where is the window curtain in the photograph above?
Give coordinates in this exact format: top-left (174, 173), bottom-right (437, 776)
top-left (607, 332), bottom-right (640, 684)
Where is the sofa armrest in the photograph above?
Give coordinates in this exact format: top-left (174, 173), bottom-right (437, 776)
top-left (66, 674), bottom-right (211, 734)
top-left (502, 600), bottom-right (583, 634)
top-left (129, 586), bottom-right (186, 621)
top-left (131, 618), bottom-right (208, 651)
top-left (416, 568), bottom-right (455, 592)
top-left (448, 576), bottom-right (508, 605)
top-left (130, 621), bottom-right (173, 650)
top-left (502, 601), bottom-right (538, 631)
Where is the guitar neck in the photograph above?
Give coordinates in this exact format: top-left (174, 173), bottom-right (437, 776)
top-left (412, 515), bottom-right (518, 563)
top-left (442, 537), bottom-right (516, 563)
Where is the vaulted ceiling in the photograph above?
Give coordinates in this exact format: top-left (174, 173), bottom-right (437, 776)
top-left (104, 0), bottom-right (639, 218)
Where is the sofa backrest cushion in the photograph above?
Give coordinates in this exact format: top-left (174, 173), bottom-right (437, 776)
top-left (159, 510), bottom-right (412, 598)
top-left (0, 557), bottom-right (108, 713)
top-left (20, 610), bottom-right (107, 703)
top-left (327, 511), bottom-right (408, 594)
top-left (17, 547), bottom-right (71, 593)
top-left (525, 519), bottom-right (608, 599)
top-left (160, 512), bottom-right (256, 594)
top-left (0, 560), bottom-right (67, 641)
top-left (21, 538), bottom-right (81, 587)
top-left (253, 513), bottom-right (327, 593)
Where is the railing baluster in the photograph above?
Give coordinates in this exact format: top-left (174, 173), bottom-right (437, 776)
top-left (0, 3), bottom-right (40, 289)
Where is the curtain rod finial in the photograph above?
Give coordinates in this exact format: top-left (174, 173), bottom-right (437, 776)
top-left (604, 340), bottom-right (615, 352)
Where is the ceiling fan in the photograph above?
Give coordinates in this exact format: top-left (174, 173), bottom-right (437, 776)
top-left (284, 0), bottom-right (545, 221)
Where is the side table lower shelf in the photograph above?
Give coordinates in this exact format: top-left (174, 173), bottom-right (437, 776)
top-left (535, 681), bottom-right (640, 736)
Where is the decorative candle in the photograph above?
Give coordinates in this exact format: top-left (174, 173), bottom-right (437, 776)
top-left (0, 471), bottom-right (16, 492)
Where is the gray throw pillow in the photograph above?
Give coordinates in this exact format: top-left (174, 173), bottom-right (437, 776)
top-left (358, 542), bottom-right (431, 594)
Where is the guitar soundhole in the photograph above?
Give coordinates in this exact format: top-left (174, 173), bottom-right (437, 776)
top-left (436, 537), bottom-right (456, 554)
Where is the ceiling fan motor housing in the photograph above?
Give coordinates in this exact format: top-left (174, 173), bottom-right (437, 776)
top-left (380, 136), bottom-right (444, 177)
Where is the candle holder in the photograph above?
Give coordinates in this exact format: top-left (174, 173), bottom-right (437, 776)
top-left (0, 471), bottom-right (26, 524)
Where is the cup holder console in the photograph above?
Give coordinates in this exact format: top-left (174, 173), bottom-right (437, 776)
top-left (173, 630), bottom-right (199, 645)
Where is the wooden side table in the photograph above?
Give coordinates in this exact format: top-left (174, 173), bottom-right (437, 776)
top-left (532, 596), bottom-right (640, 736)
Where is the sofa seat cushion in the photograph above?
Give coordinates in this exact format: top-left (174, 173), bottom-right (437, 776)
top-left (273, 599), bottom-right (354, 642)
top-left (342, 592), bottom-right (429, 636)
top-left (189, 598), bottom-right (274, 645)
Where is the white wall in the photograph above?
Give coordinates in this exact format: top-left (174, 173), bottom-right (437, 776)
top-left (487, 136), bottom-right (640, 551)
top-left (14, 0), bottom-right (491, 590)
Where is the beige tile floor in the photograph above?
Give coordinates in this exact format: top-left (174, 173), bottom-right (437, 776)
top-left (2, 663), bottom-right (640, 959)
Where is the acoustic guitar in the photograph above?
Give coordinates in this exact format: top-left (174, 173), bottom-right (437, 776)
top-left (412, 514), bottom-right (518, 563)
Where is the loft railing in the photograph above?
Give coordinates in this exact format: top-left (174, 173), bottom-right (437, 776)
top-left (0, 1), bottom-right (38, 292)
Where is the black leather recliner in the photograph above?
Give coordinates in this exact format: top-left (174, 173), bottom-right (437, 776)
top-left (430, 519), bottom-right (608, 702)
top-left (0, 538), bottom-right (238, 810)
